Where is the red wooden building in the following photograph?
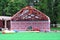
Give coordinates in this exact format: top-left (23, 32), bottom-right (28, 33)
top-left (10, 6), bottom-right (50, 32)
top-left (0, 6), bottom-right (50, 32)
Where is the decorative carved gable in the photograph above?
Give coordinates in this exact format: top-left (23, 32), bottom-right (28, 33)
top-left (12, 6), bottom-right (49, 21)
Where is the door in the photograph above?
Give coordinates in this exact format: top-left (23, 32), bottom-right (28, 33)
top-left (0, 20), bottom-right (3, 31)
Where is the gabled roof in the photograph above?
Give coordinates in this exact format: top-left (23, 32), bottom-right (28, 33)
top-left (12, 6), bottom-right (49, 21)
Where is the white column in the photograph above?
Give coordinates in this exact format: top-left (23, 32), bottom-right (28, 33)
top-left (5, 20), bottom-right (7, 29)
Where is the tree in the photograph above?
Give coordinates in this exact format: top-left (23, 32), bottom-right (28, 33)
top-left (47, 0), bottom-right (60, 27)
top-left (0, 0), bottom-right (60, 24)
top-left (52, 0), bottom-right (59, 27)
top-left (0, 0), bottom-right (9, 16)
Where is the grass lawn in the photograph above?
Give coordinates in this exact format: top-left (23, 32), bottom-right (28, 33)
top-left (0, 32), bottom-right (60, 40)
top-left (51, 27), bottom-right (60, 31)
top-left (0, 27), bottom-right (60, 40)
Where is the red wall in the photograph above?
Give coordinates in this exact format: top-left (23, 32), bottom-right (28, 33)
top-left (10, 21), bottom-right (50, 32)
top-left (0, 20), bottom-right (3, 28)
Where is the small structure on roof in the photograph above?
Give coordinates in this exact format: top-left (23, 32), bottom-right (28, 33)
top-left (10, 6), bottom-right (50, 32)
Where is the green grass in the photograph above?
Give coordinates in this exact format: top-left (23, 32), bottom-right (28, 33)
top-left (51, 27), bottom-right (60, 31)
top-left (0, 27), bottom-right (60, 40)
top-left (0, 32), bottom-right (60, 40)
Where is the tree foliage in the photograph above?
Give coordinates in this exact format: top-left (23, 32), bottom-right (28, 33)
top-left (0, 0), bottom-right (60, 26)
